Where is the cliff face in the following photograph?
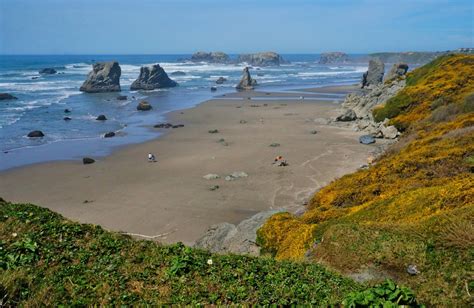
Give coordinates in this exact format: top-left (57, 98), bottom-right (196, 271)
top-left (258, 55), bottom-right (474, 306)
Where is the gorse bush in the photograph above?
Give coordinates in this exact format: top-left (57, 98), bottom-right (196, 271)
top-left (258, 54), bottom-right (474, 306)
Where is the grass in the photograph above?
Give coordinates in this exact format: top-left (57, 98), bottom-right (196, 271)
top-left (258, 54), bottom-right (474, 306)
top-left (0, 200), bottom-right (366, 305)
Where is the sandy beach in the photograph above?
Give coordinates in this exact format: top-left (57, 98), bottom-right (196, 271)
top-left (0, 85), bottom-right (379, 245)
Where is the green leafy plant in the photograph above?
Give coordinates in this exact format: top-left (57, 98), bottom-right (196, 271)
top-left (343, 280), bottom-right (424, 307)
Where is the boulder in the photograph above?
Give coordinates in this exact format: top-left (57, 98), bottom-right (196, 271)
top-left (80, 62), bottom-right (121, 93)
top-left (0, 93), bottom-right (17, 100)
top-left (82, 157), bottom-right (95, 164)
top-left (216, 77), bottom-right (227, 84)
top-left (361, 58), bottom-right (384, 88)
top-left (170, 71), bottom-right (186, 76)
top-left (384, 63), bottom-right (409, 82)
top-left (63, 117), bottom-right (71, 121)
top-left (190, 51), bottom-right (230, 63)
top-left (194, 210), bottom-right (283, 255)
top-left (318, 52), bottom-right (349, 64)
top-left (64, 108), bottom-right (71, 113)
top-left (237, 52), bottom-right (286, 66)
top-left (27, 130), bottom-right (44, 138)
top-left (210, 86), bottom-right (217, 92)
top-left (116, 95), bottom-right (127, 100)
top-left (39, 68), bottom-right (57, 74)
top-left (359, 135), bottom-right (376, 144)
top-left (136, 101), bottom-right (152, 111)
top-left (104, 132), bottom-right (115, 138)
top-left (96, 115), bottom-right (107, 121)
top-left (236, 67), bottom-right (257, 90)
top-left (381, 125), bottom-right (399, 139)
top-left (335, 108), bottom-right (357, 121)
top-left (130, 64), bottom-right (177, 90)
top-left (203, 174), bottom-right (220, 180)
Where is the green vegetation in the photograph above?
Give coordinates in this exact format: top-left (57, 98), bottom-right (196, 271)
top-left (258, 54), bottom-right (474, 306)
top-left (0, 200), bottom-right (365, 305)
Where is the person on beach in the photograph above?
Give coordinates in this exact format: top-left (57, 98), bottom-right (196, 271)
top-left (273, 155), bottom-right (288, 166)
top-left (148, 153), bottom-right (156, 162)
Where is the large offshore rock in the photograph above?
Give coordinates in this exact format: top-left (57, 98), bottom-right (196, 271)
top-left (319, 52), bottom-right (349, 64)
top-left (80, 62), bottom-right (121, 93)
top-left (130, 64), bottom-right (177, 90)
top-left (194, 210), bottom-right (283, 256)
top-left (361, 58), bottom-right (385, 88)
top-left (384, 63), bottom-right (409, 82)
top-left (190, 51), bottom-right (230, 63)
top-left (237, 52), bottom-right (286, 66)
top-left (236, 67), bottom-right (257, 90)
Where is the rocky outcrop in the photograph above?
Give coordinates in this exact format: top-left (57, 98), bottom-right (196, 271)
top-left (39, 68), bottom-right (57, 74)
top-left (190, 51), bottom-right (230, 63)
top-left (27, 130), bottom-right (44, 138)
top-left (216, 77), bottom-right (227, 84)
top-left (236, 67), bottom-right (257, 90)
top-left (80, 62), bottom-right (121, 93)
top-left (334, 78), bottom-right (405, 139)
top-left (319, 52), bottom-right (349, 64)
top-left (130, 64), bottom-right (177, 90)
top-left (0, 93), bottom-right (18, 100)
top-left (384, 63), bottom-right (409, 82)
top-left (136, 101), bottom-right (152, 111)
top-left (237, 52), bottom-right (286, 66)
top-left (361, 58), bottom-right (384, 88)
top-left (194, 210), bottom-right (283, 255)
top-left (170, 71), bottom-right (186, 76)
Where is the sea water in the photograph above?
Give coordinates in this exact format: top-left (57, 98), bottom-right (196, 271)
top-left (0, 54), bottom-right (367, 170)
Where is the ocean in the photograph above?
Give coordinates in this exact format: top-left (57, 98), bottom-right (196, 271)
top-left (0, 54), bottom-right (367, 170)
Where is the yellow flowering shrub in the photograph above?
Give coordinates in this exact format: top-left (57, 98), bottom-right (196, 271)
top-left (258, 55), bottom-right (474, 306)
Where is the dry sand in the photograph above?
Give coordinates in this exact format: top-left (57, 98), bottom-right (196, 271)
top-left (0, 85), bottom-right (378, 245)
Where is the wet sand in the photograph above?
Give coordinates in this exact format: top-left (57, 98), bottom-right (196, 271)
top-left (0, 85), bottom-right (377, 245)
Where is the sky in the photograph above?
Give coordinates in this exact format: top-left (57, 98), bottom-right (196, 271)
top-left (0, 0), bottom-right (472, 55)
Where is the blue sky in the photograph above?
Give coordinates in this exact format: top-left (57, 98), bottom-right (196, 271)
top-left (0, 0), bottom-right (472, 54)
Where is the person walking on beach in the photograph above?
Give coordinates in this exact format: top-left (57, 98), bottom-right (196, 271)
top-left (148, 153), bottom-right (156, 163)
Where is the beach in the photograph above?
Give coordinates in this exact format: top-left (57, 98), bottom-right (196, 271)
top-left (0, 85), bottom-right (379, 245)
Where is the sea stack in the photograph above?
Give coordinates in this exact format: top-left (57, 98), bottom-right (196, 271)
top-left (236, 67), bottom-right (257, 90)
top-left (190, 51), bottom-right (230, 63)
top-left (318, 52), bottom-right (349, 64)
top-left (130, 64), bottom-right (177, 90)
top-left (361, 58), bottom-right (384, 88)
top-left (237, 52), bottom-right (286, 66)
top-left (80, 62), bottom-right (121, 93)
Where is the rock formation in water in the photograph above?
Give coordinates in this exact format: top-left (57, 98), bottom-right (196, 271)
top-left (361, 58), bottom-right (384, 88)
top-left (80, 62), bottom-right (121, 93)
top-left (39, 68), bottom-right (57, 74)
top-left (318, 52), bottom-right (350, 64)
top-left (0, 93), bottom-right (18, 100)
top-left (190, 51), bottom-right (230, 63)
top-left (130, 64), bottom-right (177, 90)
top-left (237, 52), bottom-right (286, 66)
top-left (384, 63), bottom-right (409, 82)
top-left (236, 67), bottom-right (257, 90)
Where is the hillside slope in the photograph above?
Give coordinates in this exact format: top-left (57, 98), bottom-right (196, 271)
top-left (258, 54), bottom-right (474, 306)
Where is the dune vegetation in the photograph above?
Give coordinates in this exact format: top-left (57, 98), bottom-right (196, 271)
top-left (257, 54), bottom-right (474, 306)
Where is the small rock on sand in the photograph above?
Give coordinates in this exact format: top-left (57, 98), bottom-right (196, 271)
top-left (269, 143), bottom-right (280, 147)
top-left (82, 157), bottom-right (95, 164)
top-left (239, 120), bottom-right (247, 124)
top-left (310, 130), bottom-right (318, 134)
top-left (203, 174), bottom-right (220, 180)
top-left (226, 171), bottom-right (248, 181)
top-left (208, 129), bottom-right (219, 134)
top-left (209, 185), bottom-right (220, 191)
top-left (359, 135), bottom-right (376, 144)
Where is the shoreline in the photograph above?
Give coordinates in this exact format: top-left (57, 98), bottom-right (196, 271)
top-left (0, 84), bottom-right (381, 245)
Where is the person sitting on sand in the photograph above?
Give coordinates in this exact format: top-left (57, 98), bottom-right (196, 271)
top-left (148, 153), bottom-right (156, 162)
top-left (273, 155), bottom-right (288, 166)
